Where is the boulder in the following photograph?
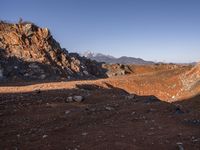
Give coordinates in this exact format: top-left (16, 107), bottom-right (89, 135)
top-left (126, 94), bottom-right (136, 100)
top-left (65, 96), bottom-right (73, 103)
top-left (105, 106), bottom-right (114, 111)
top-left (73, 96), bottom-right (84, 102)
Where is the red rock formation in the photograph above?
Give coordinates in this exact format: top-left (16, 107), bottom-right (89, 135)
top-left (0, 21), bottom-right (105, 81)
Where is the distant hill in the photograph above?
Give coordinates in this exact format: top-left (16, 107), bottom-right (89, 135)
top-left (81, 51), bottom-right (155, 65)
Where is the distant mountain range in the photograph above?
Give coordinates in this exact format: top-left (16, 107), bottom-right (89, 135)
top-left (80, 51), bottom-right (155, 65)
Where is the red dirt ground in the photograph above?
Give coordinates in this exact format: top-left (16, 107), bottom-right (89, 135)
top-left (0, 65), bottom-right (200, 150)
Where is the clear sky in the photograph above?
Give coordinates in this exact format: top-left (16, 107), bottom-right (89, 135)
top-left (1, 0), bottom-right (200, 63)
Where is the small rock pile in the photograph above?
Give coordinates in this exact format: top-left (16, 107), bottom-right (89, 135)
top-left (0, 21), bottom-right (106, 81)
top-left (65, 96), bottom-right (84, 103)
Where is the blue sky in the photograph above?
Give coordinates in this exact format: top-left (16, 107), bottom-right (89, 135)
top-left (1, 0), bottom-right (200, 63)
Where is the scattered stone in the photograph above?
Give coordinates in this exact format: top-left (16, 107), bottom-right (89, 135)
top-left (65, 96), bottom-right (84, 103)
top-left (131, 111), bottom-right (136, 115)
top-left (83, 70), bottom-right (89, 75)
top-left (42, 135), bottom-right (48, 138)
top-left (17, 134), bottom-right (20, 138)
top-left (39, 74), bottom-right (46, 79)
top-left (81, 132), bottom-right (88, 136)
top-left (29, 63), bottom-right (39, 69)
top-left (65, 96), bottom-right (73, 103)
top-left (65, 110), bottom-right (71, 115)
top-left (191, 137), bottom-right (200, 143)
top-left (147, 132), bottom-right (154, 136)
top-left (24, 73), bottom-right (30, 77)
top-left (73, 96), bottom-right (84, 102)
top-left (105, 106), bottom-right (114, 111)
top-left (14, 66), bottom-right (18, 69)
top-left (176, 142), bottom-right (184, 150)
top-left (184, 119), bottom-right (200, 125)
top-left (126, 94), bottom-right (136, 100)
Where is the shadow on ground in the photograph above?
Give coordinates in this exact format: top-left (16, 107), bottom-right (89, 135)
top-left (0, 49), bottom-right (108, 87)
top-left (0, 84), bottom-right (199, 150)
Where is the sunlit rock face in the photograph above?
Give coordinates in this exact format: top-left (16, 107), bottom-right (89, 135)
top-left (0, 21), bottom-right (106, 81)
top-left (180, 63), bottom-right (200, 91)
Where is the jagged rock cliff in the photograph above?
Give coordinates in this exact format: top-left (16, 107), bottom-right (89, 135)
top-left (0, 21), bottom-right (106, 81)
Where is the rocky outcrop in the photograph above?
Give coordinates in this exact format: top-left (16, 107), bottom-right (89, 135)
top-left (102, 64), bottom-right (133, 77)
top-left (180, 63), bottom-right (200, 91)
top-left (0, 21), bottom-right (106, 81)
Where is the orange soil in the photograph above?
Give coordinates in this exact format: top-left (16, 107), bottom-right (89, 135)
top-left (0, 64), bottom-right (199, 150)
